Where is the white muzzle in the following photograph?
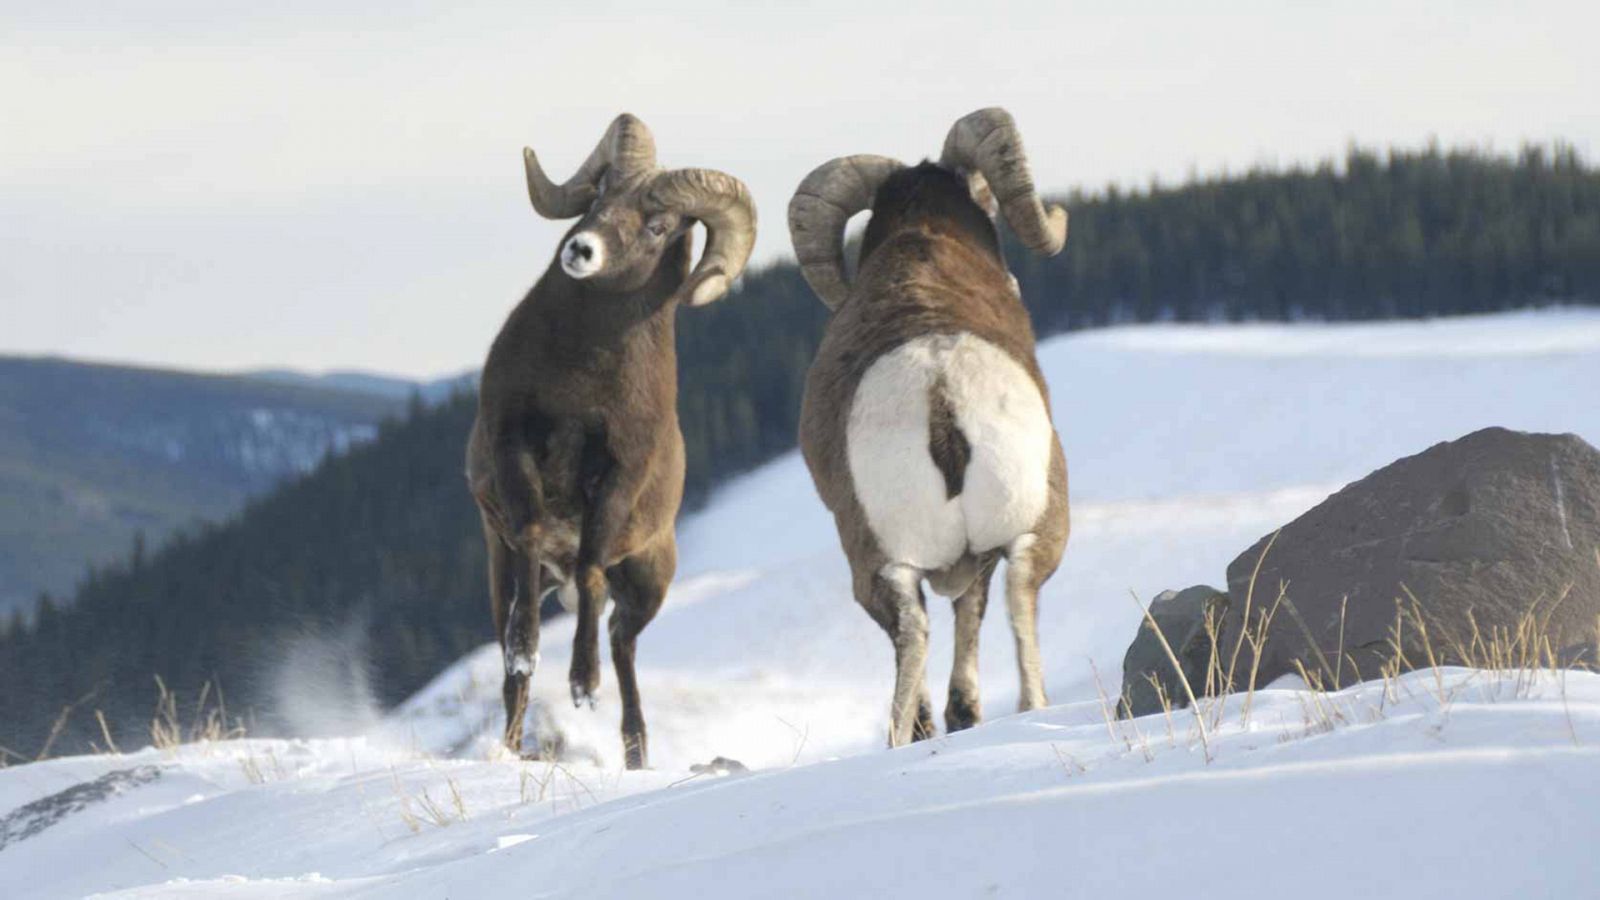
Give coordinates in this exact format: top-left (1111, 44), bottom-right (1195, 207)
top-left (561, 232), bottom-right (604, 279)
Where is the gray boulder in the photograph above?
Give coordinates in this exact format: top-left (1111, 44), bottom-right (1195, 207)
top-left (1218, 427), bottom-right (1600, 691)
top-left (1119, 585), bottom-right (1230, 717)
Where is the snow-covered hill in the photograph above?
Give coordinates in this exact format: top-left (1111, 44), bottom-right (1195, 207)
top-left (4, 310), bottom-right (1600, 898)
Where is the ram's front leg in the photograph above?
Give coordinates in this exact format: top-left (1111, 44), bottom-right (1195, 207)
top-left (568, 564), bottom-right (608, 708)
top-left (489, 415), bottom-right (547, 540)
top-left (569, 452), bottom-right (641, 709)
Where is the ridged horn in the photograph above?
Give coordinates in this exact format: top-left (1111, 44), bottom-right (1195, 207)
top-left (523, 113), bottom-right (657, 219)
top-left (786, 154), bottom-right (903, 309)
top-left (648, 168), bottom-right (758, 306)
top-left (940, 107), bottom-right (1067, 255)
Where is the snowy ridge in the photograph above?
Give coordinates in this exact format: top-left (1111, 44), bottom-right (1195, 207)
top-left (5, 671), bottom-right (1598, 898)
top-left (1079, 308), bottom-right (1600, 358)
top-left (4, 310), bottom-right (1600, 898)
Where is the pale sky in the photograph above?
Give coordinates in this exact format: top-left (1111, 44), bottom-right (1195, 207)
top-left (3, 1), bottom-right (1595, 379)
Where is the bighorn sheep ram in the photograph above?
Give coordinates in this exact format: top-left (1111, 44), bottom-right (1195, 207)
top-left (788, 108), bottom-right (1070, 746)
top-left (467, 114), bottom-right (756, 768)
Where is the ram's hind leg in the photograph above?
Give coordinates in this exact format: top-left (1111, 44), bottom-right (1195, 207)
top-left (607, 538), bottom-right (674, 769)
top-left (487, 524), bottom-right (542, 754)
top-left (913, 686), bottom-right (936, 741)
top-left (859, 563), bottom-right (932, 747)
top-left (947, 556), bottom-right (999, 732)
top-left (1004, 535), bottom-right (1053, 712)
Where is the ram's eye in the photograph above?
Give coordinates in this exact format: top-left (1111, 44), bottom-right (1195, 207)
top-left (646, 218), bottom-right (671, 237)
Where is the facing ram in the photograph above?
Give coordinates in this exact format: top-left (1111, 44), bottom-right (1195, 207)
top-left (467, 113), bottom-right (756, 769)
top-left (788, 107), bottom-right (1070, 746)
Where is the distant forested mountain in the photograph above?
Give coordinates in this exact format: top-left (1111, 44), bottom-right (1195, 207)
top-left (1011, 142), bottom-right (1600, 332)
top-left (4, 143), bottom-right (1597, 758)
top-left (0, 358), bottom-right (406, 617)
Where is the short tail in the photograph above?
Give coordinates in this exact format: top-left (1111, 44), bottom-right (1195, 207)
top-left (926, 378), bottom-right (971, 500)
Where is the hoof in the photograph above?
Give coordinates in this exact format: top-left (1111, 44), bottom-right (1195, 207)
top-left (912, 699), bottom-right (938, 742)
top-left (569, 680), bottom-right (598, 709)
top-left (568, 655), bottom-right (601, 708)
top-left (944, 696), bottom-right (981, 733)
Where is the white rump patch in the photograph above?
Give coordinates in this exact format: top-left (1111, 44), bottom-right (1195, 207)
top-left (846, 333), bottom-right (1054, 572)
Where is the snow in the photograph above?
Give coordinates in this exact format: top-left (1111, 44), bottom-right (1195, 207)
top-left (5, 309), bottom-right (1600, 899)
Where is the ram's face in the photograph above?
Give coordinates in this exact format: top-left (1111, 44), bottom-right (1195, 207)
top-left (558, 174), bottom-right (690, 294)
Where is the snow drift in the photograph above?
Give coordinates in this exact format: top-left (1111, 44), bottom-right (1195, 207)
top-left (4, 310), bottom-right (1600, 899)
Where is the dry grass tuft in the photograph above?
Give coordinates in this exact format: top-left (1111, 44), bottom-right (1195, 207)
top-left (35, 684), bottom-right (104, 760)
top-left (238, 744), bottom-right (287, 785)
top-left (1129, 590), bottom-right (1210, 762)
top-left (1108, 548), bottom-right (1600, 762)
top-left (150, 676), bottom-right (246, 753)
top-left (1049, 742), bottom-right (1086, 778)
top-left (1088, 658), bottom-right (1132, 752)
top-left (391, 768), bottom-right (469, 832)
top-left (515, 758), bottom-right (601, 815)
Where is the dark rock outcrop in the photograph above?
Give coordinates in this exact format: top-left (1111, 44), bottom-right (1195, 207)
top-left (1219, 427), bottom-right (1600, 690)
top-left (0, 765), bottom-right (162, 851)
top-left (1119, 585), bottom-right (1230, 717)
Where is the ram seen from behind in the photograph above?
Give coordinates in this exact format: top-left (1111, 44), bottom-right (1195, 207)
top-left (468, 114), bottom-right (757, 769)
top-left (788, 107), bottom-right (1071, 746)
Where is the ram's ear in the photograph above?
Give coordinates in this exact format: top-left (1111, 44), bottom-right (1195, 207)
top-left (965, 170), bottom-right (999, 218)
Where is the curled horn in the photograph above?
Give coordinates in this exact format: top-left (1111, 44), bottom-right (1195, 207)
top-left (648, 169), bottom-right (758, 307)
top-left (786, 155), bottom-right (904, 310)
top-left (940, 107), bottom-right (1067, 256)
top-left (523, 113), bottom-right (657, 219)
